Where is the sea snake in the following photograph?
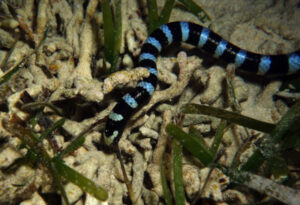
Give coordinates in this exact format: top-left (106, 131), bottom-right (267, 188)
top-left (104, 21), bottom-right (300, 146)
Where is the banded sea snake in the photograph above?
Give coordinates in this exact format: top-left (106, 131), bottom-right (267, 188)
top-left (105, 21), bottom-right (300, 146)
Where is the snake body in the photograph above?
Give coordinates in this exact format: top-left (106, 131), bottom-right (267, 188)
top-left (105, 21), bottom-right (300, 146)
